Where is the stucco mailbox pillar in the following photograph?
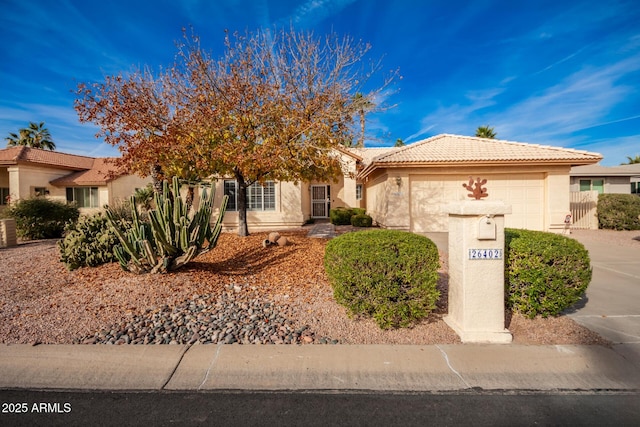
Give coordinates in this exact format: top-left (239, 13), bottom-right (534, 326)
top-left (0, 218), bottom-right (18, 248)
top-left (444, 200), bottom-right (512, 343)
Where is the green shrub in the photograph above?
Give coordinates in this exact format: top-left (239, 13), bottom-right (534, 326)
top-left (58, 213), bottom-right (129, 270)
top-left (351, 207), bottom-right (366, 216)
top-left (324, 229), bottom-right (440, 329)
top-left (504, 228), bottom-right (592, 318)
top-left (329, 207), bottom-right (354, 225)
top-left (7, 198), bottom-right (79, 239)
top-left (597, 194), bottom-right (640, 230)
top-left (351, 214), bottom-right (372, 227)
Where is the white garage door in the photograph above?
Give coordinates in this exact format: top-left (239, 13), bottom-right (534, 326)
top-left (410, 174), bottom-right (544, 232)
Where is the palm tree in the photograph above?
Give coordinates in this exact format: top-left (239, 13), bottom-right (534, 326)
top-left (622, 155), bottom-right (640, 165)
top-left (394, 138), bottom-right (405, 147)
top-left (5, 128), bottom-right (32, 146)
top-left (475, 125), bottom-right (497, 139)
top-left (352, 93), bottom-right (375, 148)
top-left (5, 121), bottom-right (56, 150)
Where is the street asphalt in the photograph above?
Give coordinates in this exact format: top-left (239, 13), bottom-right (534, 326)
top-left (0, 229), bottom-right (639, 394)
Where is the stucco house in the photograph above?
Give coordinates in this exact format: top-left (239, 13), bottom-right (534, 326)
top-left (358, 134), bottom-right (602, 233)
top-left (211, 146), bottom-right (362, 232)
top-left (570, 163), bottom-right (640, 194)
top-left (210, 134), bottom-right (602, 234)
top-left (0, 146), bottom-right (151, 214)
top-left (2, 135), bottom-right (603, 235)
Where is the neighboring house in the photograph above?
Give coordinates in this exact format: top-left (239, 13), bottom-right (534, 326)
top-left (570, 163), bottom-right (640, 194)
top-left (623, 164), bottom-right (640, 194)
top-left (0, 146), bottom-right (151, 214)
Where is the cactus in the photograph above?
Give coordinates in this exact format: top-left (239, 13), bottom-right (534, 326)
top-left (106, 177), bottom-right (228, 274)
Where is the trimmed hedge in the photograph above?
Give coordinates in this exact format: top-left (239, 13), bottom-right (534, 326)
top-left (351, 214), bottom-right (373, 227)
top-left (7, 198), bottom-right (79, 239)
top-left (597, 194), bottom-right (640, 230)
top-left (329, 207), bottom-right (353, 225)
top-left (504, 228), bottom-right (592, 318)
top-left (329, 207), bottom-right (369, 226)
top-left (324, 229), bottom-right (440, 329)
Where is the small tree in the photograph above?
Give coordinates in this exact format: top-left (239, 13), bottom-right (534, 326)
top-left (76, 28), bottom-right (397, 236)
top-left (475, 125), bottom-right (497, 139)
top-left (394, 138), bottom-right (405, 147)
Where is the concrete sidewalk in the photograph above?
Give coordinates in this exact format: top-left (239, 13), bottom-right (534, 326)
top-left (1, 343), bottom-right (639, 391)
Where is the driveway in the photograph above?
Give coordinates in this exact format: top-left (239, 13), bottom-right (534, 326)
top-left (567, 230), bottom-right (640, 350)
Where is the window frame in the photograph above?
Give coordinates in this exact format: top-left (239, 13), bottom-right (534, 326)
top-left (223, 180), bottom-right (276, 212)
top-left (579, 179), bottom-right (604, 194)
top-left (66, 187), bottom-right (99, 208)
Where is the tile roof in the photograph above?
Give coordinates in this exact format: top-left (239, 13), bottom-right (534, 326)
top-left (49, 158), bottom-right (123, 186)
top-left (359, 134), bottom-right (603, 178)
top-left (0, 146), bottom-right (124, 186)
top-left (349, 147), bottom-right (395, 165)
top-left (571, 164), bottom-right (640, 177)
top-left (0, 146), bottom-right (95, 170)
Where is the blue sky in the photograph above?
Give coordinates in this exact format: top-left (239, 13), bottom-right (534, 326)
top-left (1, 0), bottom-right (639, 165)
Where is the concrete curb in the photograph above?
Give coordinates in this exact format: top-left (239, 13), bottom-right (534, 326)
top-left (1, 344), bottom-right (639, 392)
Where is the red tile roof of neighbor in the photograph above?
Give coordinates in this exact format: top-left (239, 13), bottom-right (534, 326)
top-left (0, 146), bottom-right (123, 186)
top-left (0, 146), bottom-right (95, 170)
top-left (49, 158), bottom-right (122, 186)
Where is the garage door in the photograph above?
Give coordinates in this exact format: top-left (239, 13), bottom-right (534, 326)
top-left (410, 174), bottom-right (544, 232)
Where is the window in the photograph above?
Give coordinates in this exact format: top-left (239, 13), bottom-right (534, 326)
top-left (34, 187), bottom-right (49, 197)
top-left (66, 187), bottom-right (99, 208)
top-left (0, 188), bottom-right (9, 205)
top-left (579, 179), bottom-right (604, 194)
top-left (356, 184), bottom-right (363, 200)
top-left (223, 180), bottom-right (237, 211)
top-left (223, 180), bottom-right (275, 211)
top-left (632, 182), bottom-right (639, 194)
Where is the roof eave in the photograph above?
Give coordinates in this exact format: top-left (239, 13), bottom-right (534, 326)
top-left (358, 158), bottom-right (603, 180)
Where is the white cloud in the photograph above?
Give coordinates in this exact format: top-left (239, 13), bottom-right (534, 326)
top-left (285, 0), bottom-right (357, 26)
top-left (408, 49), bottom-right (640, 150)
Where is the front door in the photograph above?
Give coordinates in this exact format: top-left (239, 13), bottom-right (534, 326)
top-left (311, 185), bottom-right (330, 218)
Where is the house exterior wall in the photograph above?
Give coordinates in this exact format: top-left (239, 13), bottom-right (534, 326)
top-left (7, 164), bottom-right (70, 203)
top-left (365, 165), bottom-right (571, 233)
top-left (364, 171), bottom-right (390, 227)
top-left (107, 174), bottom-right (152, 203)
top-left (212, 180), bottom-right (306, 232)
top-left (211, 151), bottom-right (359, 232)
top-left (544, 167), bottom-right (571, 232)
top-left (2, 163), bottom-right (151, 216)
top-left (569, 176), bottom-right (631, 194)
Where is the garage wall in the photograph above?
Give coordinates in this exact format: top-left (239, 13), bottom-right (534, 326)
top-left (410, 173), bottom-right (545, 232)
top-left (365, 172), bottom-right (389, 227)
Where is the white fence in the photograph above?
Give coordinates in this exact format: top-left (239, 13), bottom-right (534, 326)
top-left (570, 191), bottom-right (598, 229)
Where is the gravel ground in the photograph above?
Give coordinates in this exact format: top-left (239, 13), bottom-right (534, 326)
top-left (0, 228), bottom-right (621, 346)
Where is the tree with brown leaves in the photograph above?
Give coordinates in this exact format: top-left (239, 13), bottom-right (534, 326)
top-left (75, 27), bottom-right (397, 236)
